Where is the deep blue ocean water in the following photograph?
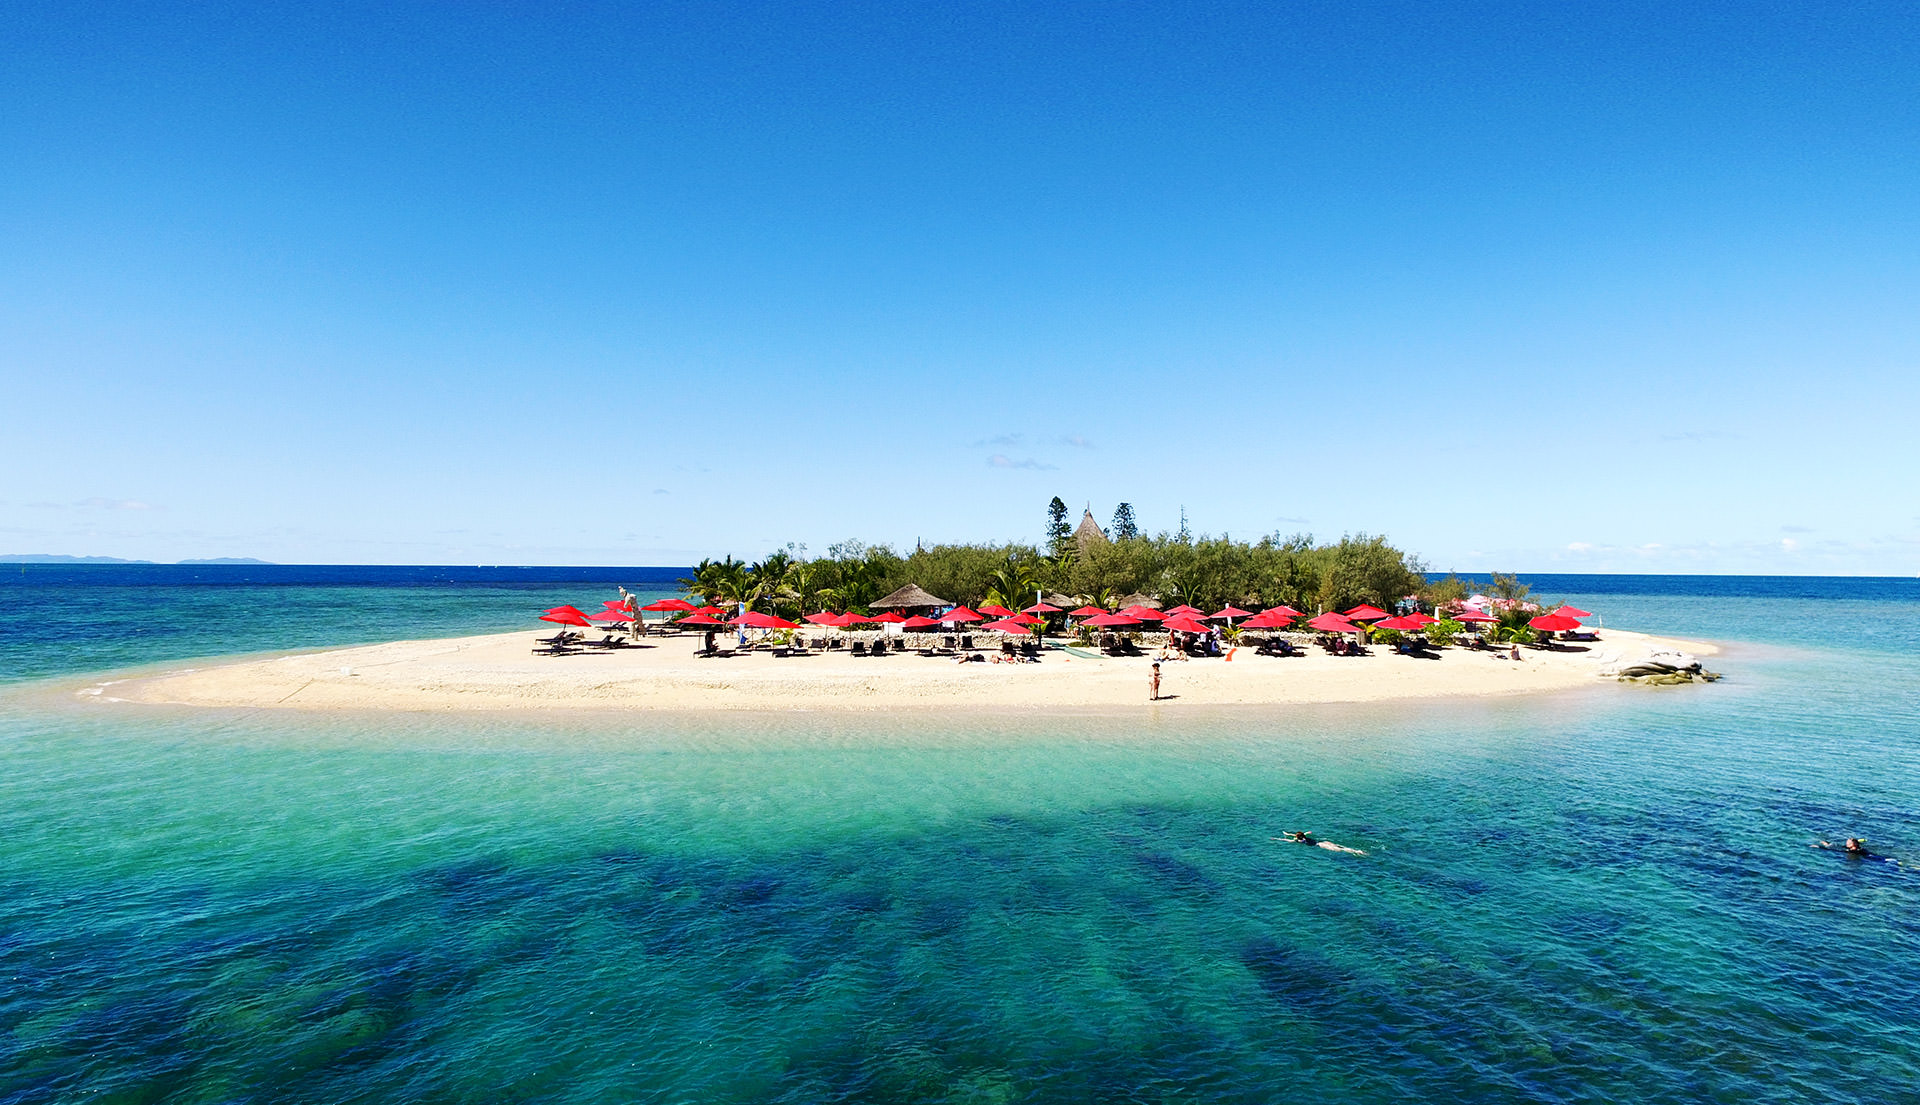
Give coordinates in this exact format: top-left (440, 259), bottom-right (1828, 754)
top-left (2, 569), bottom-right (1917, 1103)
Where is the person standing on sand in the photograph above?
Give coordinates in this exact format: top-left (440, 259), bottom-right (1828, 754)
top-left (1149, 662), bottom-right (1162, 701)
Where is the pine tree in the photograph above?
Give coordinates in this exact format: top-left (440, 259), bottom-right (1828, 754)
top-left (1046, 497), bottom-right (1071, 555)
top-left (1111, 502), bottom-right (1139, 541)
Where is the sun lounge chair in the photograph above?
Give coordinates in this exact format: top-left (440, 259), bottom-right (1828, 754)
top-left (851, 641), bottom-right (868, 656)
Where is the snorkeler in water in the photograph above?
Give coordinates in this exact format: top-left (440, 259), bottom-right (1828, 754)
top-left (1815, 837), bottom-right (1897, 864)
top-left (1274, 831), bottom-right (1368, 856)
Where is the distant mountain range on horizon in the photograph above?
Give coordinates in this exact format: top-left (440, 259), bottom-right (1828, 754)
top-left (0, 555), bottom-right (275, 565)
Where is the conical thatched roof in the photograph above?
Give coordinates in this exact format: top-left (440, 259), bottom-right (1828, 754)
top-left (872, 583), bottom-right (950, 609)
top-left (1117, 593), bottom-right (1160, 609)
top-left (1043, 592), bottom-right (1075, 607)
top-left (1074, 509), bottom-right (1109, 558)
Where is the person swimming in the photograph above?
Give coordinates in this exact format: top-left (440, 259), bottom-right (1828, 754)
top-left (1815, 837), bottom-right (1895, 863)
top-left (1275, 831), bottom-right (1368, 855)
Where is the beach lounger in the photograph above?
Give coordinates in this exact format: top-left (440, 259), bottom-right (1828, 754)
top-left (851, 641), bottom-right (868, 656)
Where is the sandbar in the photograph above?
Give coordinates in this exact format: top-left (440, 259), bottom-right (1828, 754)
top-left (101, 628), bottom-right (1720, 714)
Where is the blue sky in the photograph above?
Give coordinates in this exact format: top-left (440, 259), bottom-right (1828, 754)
top-left (4, 2), bottom-right (1917, 572)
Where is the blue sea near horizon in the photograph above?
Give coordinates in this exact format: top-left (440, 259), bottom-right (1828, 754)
top-left (2, 569), bottom-right (1917, 1103)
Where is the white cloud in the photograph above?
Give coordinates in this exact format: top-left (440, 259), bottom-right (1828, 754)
top-left (986, 454), bottom-right (1056, 471)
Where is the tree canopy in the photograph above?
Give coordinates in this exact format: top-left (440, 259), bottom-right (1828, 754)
top-left (681, 527), bottom-right (1433, 618)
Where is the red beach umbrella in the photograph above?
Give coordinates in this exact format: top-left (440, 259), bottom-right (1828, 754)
top-left (1375, 615), bottom-right (1426, 632)
top-left (1404, 612), bottom-right (1439, 626)
top-left (1242, 610), bottom-right (1294, 629)
top-left (690, 605), bottom-right (726, 616)
top-left (642, 598), bottom-right (696, 613)
top-left (1120, 605), bottom-right (1165, 621)
top-left (1529, 613), bottom-right (1583, 632)
top-left (539, 609), bottom-right (592, 629)
top-left (978, 604), bottom-right (1015, 617)
top-left (1161, 614), bottom-right (1211, 633)
top-left (1452, 609), bottom-right (1498, 624)
top-left (1008, 612), bottom-right (1044, 625)
top-left (1306, 612), bottom-right (1358, 633)
top-left (978, 618), bottom-right (1030, 633)
top-left (1165, 605), bottom-right (1205, 617)
top-left (1068, 605), bottom-right (1108, 618)
top-left (1024, 601), bottom-right (1062, 614)
top-left (1556, 605), bottom-right (1594, 618)
top-left (676, 613), bottom-right (725, 626)
top-left (868, 611), bottom-right (908, 624)
top-left (1343, 605), bottom-right (1389, 621)
top-left (835, 612), bottom-right (875, 625)
top-left (1267, 605), bottom-right (1304, 618)
top-left (1083, 612), bottom-right (1140, 628)
top-left (900, 615), bottom-right (942, 628)
top-left (731, 611), bottom-right (800, 629)
top-left (1211, 605), bottom-right (1254, 620)
top-left (803, 612), bottom-right (844, 625)
top-left (941, 606), bottom-right (984, 624)
top-left (588, 609), bottom-right (634, 623)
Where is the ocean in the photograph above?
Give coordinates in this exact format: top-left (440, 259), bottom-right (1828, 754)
top-left (2, 567), bottom-right (1916, 1103)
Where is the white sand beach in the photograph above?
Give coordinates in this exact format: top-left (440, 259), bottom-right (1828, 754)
top-left (105, 628), bottom-right (1720, 713)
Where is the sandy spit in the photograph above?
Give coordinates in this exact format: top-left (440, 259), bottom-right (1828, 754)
top-left (103, 628), bottom-right (1720, 714)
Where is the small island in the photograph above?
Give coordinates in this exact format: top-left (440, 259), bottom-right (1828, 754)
top-left (105, 504), bottom-right (1717, 714)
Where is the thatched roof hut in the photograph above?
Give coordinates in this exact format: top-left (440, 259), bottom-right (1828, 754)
top-left (1074, 509), bottom-right (1109, 559)
top-left (1117, 593), bottom-right (1160, 609)
top-left (872, 583), bottom-right (951, 609)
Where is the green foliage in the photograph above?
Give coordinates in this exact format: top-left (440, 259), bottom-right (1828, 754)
top-left (681, 556), bottom-right (752, 605)
top-left (1315, 534), bottom-right (1428, 614)
top-left (697, 528), bottom-right (1430, 620)
top-left (1490, 605), bottom-right (1538, 644)
top-left (1425, 618), bottom-right (1464, 646)
top-left (1422, 572), bottom-right (1470, 607)
top-left (982, 559), bottom-right (1044, 613)
top-left (1367, 626), bottom-right (1403, 646)
top-left (1045, 497), bottom-right (1071, 556)
top-left (1110, 502), bottom-right (1139, 541)
top-left (1487, 572), bottom-right (1531, 602)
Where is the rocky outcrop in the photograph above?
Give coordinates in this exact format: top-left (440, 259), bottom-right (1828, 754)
top-left (1606, 650), bottom-right (1721, 685)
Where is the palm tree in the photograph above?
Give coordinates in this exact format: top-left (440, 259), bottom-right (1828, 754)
top-left (984, 561), bottom-right (1040, 613)
top-left (689, 556), bottom-right (752, 608)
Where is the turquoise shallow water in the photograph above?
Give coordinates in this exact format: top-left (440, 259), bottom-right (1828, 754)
top-left (2, 571), bottom-right (1918, 1103)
